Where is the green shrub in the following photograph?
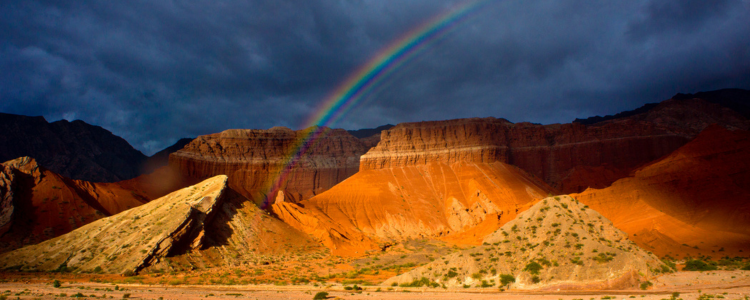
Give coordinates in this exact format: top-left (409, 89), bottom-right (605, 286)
top-left (445, 268), bottom-right (459, 278)
top-left (523, 261), bottom-right (543, 275)
top-left (123, 293), bottom-right (131, 299)
top-left (683, 259), bottom-right (718, 271)
top-left (52, 279), bottom-right (61, 288)
top-left (499, 274), bottom-right (515, 287)
top-left (312, 292), bottom-right (328, 300)
top-left (639, 281), bottom-right (652, 290)
top-left (531, 276), bottom-right (541, 284)
top-left (399, 277), bottom-right (439, 288)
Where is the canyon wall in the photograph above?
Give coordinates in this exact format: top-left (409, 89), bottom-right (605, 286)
top-left (169, 126), bottom-right (368, 202)
top-left (362, 98), bottom-right (749, 193)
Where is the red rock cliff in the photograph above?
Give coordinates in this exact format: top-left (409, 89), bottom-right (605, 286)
top-left (169, 126), bottom-right (368, 202)
top-left (361, 98), bottom-right (748, 193)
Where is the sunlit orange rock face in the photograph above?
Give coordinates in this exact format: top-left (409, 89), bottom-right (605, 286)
top-left (274, 161), bottom-right (552, 255)
top-left (169, 126), bottom-right (368, 203)
top-left (273, 118), bottom-right (556, 255)
top-left (363, 98), bottom-right (748, 194)
top-left (0, 157), bottom-right (150, 253)
top-left (573, 125), bottom-right (750, 258)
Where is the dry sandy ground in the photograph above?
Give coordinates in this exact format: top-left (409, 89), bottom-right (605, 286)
top-left (0, 271), bottom-right (749, 300)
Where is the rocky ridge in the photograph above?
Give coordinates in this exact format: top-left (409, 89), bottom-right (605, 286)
top-left (0, 113), bottom-right (147, 182)
top-left (0, 157), bottom-right (150, 253)
top-left (0, 176), bottom-right (229, 274)
top-left (384, 195), bottom-right (668, 290)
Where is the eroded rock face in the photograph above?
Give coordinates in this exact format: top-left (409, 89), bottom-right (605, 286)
top-left (0, 176), bottom-right (228, 274)
top-left (273, 161), bottom-right (552, 255)
top-left (362, 98), bottom-right (748, 193)
top-left (0, 113), bottom-right (147, 182)
top-left (573, 125), bottom-right (750, 258)
top-left (169, 126), bottom-right (368, 202)
top-left (383, 195), bottom-right (668, 290)
top-left (0, 157), bottom-right (151, 253)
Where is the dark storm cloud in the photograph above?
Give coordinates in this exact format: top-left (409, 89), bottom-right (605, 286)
top-left (1, 0), bottom-right (749, 154)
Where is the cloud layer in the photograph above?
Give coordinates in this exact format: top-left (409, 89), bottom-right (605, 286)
top-left (2, 0), bottom-right (749, 155)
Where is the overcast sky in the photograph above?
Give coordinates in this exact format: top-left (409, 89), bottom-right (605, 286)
top-left (2, 0), bottom-right (749, 155)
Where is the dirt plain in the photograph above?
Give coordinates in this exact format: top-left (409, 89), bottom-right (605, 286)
top-left (0, 271), bottom-right (748, 300)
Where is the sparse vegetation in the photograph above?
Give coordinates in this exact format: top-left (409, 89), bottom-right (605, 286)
top-left (523, 261), bottom-right (543, 275)
top-left (684, 259), bottom-right (718, 271)
top-left (312, 292), bottom-right (328, 300)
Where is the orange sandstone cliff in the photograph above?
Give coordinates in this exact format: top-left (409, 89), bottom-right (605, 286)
top-left (573, 125), bottom-right (750, 258)
top-left (0, 157), bottom-right (151, 253)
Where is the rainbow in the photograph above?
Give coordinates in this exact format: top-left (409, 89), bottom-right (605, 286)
top-left (262, 0), bottom-right (495, 205)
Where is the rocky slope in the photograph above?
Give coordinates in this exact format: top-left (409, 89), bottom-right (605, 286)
top-left (0, 176), bottom-right (229, 274)
top-left (273, 161), bottom-right (553, 256)
top-left (169, 126), bottom-right (368, 202)
top-left (573, 125), bottom-right (750, 258)
top-left (362, 98), bottom-right (748, 193)
top-left (0, 113), bottom-right (148, 182)
top-left (0, 157), bottom-right (151, 253)
top-left (384, 195), bottom-right (668, 290)
top-left (0, 175), bottom-right (325, 274)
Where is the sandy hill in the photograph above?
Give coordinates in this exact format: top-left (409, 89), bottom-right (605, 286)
top-left (573, 125), bottom-right (750, 258)
top-left (273, 160), bottom-right (553, 256)
top-left (0, 113), bottom-right (147, 182)
top-left (0, 157), bottom-right (150, 253)
top-left (384, 195), bottom-right (668, 290)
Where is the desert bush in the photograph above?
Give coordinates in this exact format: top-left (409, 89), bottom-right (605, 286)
top-left (52, 279), bottom-right (61, 288)
top-left (531, 276), bottom-right (541, 284)
top-left (683, 259), bottom-right (718, 271)
top-left (312, 292), bottom-right (328, 300)
top-left (523, 261), bottom-right (542, 275)
top-left (400, 277), bottom-right (439, 288)
top-left (499, 274), bottom-right (515, 287)
top-left (639, 281), bottom-right (652, 290)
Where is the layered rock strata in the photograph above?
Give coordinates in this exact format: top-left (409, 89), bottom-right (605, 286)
top-left (362, 98), bottom-right (748, 193)
top-left (169, 126), bottom-right (368, 202)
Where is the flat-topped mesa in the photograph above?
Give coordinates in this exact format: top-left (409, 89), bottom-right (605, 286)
top-left (362, 98), bottom-right (749, 193)
top-left (169, 126), bottom-right (368, 202)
